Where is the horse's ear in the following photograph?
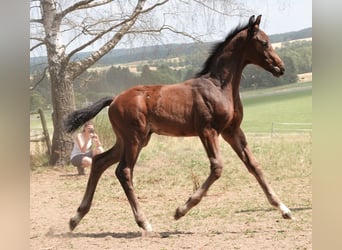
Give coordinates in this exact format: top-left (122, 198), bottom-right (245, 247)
top-left (248, 15), bottom-right (255, 26)
top-left (248, 14), bottom-right (261, 37)
top-left (248, 15), bottom-right (256, 37)
top-left (254, 15), bottom-right (262, 29)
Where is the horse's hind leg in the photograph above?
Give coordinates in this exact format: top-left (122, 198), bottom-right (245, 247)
top-left (115, 139), bottom-right (152, 232)
top-left (175, 129), bottom-right (223, 220)
top-left (69, 143), bottom-right (121, 231)
top-left (222, 128), bottom-right (292, 219)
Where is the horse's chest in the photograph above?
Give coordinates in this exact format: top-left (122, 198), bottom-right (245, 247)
top-left (214, 103), bottom-right (235, 126)
top-left (202, 98), bottom-right (235, 128)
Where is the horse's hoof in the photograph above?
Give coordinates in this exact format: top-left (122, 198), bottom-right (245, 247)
top-left (142, 230), bottom-right (160, 238)
top-left (69, 218), bottom-right (78, 231)
top-left (282, 212), bottom-right (293, 220)
top-left (279, 204), bottom-right (293, 219)
top-left (174, 208), bottom-right (184, 220)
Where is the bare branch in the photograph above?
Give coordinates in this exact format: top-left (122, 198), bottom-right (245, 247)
top-left (65, 0), bottom-right (169, 60)
top-left (30, 42), bottom-right (46, 51)
top-left (30, 36), bottom-right (46, 51)
top-left (31, 37), bottom-right (45, 42)
top-left (60, 0), bottom-right (95, 17)
top-left (30, 18), bottom-right (43, 24)
top-left (65, 3), bottom-right (137, 60)
top-left (65, 21), bottom-right (120, 61)
top-left (139, 0), bottom-right (169, 15)
top-left (30, 67), bottom-right (48, 91)
top-left (127, 24), bottom-right (203, 44)
top-left (74, 0), bottom-right (113, 10)
top-left (68, 0), bottom-right (150, 79)
top-left (192, 0), bottom-right (249, 16)
top-left (60, 0), bottom-right (115, 18)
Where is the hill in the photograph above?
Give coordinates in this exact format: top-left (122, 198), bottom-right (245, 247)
top-left (30, 27), bottom-right (312, 72)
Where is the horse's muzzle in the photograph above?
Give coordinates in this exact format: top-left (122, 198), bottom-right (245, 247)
top-left (272, 65), bottom-right (285, 77)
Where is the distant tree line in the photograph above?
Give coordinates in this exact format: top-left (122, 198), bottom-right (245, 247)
top-left (30, 28), bottom-right (312, 73)
top-left (30, 39), bottom-right (311, 110)
top-left (241, 40), bottom-right (312, 89)
top-left (269, 27), bottom-right (312, 43)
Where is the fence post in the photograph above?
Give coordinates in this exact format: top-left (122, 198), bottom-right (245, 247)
top-left (37, 108), bottom-right (52, 156)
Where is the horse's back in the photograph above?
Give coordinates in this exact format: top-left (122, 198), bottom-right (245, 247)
top-left (108, 81), bottom-right (199, 136)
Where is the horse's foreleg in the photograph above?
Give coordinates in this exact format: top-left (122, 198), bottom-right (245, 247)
top-left (222, 128), bottom-right (292, 219)
top-left (175, 129), bottom-right (223, 220)
top-left (69, 144), bottom-right (121, 231)
top-left (115, 142), bottom-right (152, 232)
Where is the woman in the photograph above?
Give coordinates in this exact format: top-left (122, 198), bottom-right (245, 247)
top-left (70, 120), bottom-right (104, 175)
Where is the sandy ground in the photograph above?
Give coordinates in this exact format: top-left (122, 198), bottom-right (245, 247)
top-left (30, 163), bottom-right (312, 250)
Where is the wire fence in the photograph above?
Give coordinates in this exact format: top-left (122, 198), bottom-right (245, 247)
top-left (271, 122), bottom-right (312, 136)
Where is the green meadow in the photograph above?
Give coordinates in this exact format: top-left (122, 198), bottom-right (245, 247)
top-left (241, 82), bottom-right (312, 133)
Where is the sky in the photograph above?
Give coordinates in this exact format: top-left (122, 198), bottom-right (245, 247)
top-left (30, 0), bottom-right (312, 56)
top-left (116, 0), bottom-right (312, 49)
top-left (243, 0), bottom-right (312, 35)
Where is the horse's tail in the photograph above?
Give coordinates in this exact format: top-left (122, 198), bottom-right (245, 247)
top-left (64, 96), bottom-right (114, 133)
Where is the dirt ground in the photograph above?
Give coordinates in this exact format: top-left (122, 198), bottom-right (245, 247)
top-left (30, 163), bottom-right (311, 250)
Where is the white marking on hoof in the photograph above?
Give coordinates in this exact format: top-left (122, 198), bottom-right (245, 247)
top-left (145, 222), bottom-right (153, 232)
top-left (279, 203), bottom-right (293, 219)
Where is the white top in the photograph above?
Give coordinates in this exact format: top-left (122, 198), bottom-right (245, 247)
top-left (70, 133), bottom-right (92, 159)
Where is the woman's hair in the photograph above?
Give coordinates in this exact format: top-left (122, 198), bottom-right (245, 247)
top-left (82, 120), bottom-right (94, 132)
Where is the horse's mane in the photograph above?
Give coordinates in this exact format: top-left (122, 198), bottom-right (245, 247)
top-left (196, 22), bottom-right (250, 77)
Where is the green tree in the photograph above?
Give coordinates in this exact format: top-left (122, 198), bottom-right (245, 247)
top-left (141, 65), bottom-right (154, 84)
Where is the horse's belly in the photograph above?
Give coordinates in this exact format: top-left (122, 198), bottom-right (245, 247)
top-left (149, 119), bottom-right (197, 137)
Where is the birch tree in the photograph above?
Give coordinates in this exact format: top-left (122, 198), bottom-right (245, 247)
top-left (30, 0), bottom-right (249, 166)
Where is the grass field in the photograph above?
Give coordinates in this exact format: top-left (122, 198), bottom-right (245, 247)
top-left (241, 82), bottom-right (312, 133)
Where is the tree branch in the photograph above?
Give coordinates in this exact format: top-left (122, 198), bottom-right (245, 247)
top-left (30, 37), bottom-right (46, 51)
top-left (192, 0), bottom-right (249, 17)
top-left (30, 42), bottom-right (46, 51)
top-left (72, 0), bottom-right (113, 11)
top-left (66, 0), bottom-right (145, 79)
top-left (65, 0), bottom-right (169, 62)
top-left (30, 18), bottom-right (43, 24)
top-left (127, 24), bottom-right (203, 44)
top-left (30, 67), bottom-right (48, 91)
top-left (139, 0), bottom-right (169, 15)
top-left (65, 20), bottom-right (121, 61)
top-left (60, 0), bottom-right (117, 18)
top-left (60, 0), bottom-right (95, 17)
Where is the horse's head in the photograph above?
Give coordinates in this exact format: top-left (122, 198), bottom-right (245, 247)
top-left (243, 15), bottom-right (285, 77)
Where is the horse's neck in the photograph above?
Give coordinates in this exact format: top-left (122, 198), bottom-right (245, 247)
top-left (216, 59), bottom-right (245, 106)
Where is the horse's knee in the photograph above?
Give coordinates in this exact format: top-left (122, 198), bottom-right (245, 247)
top-left (115, 165), bottom-right (126, 179)
top-left (115, 165), bottom-right (132, 185)
top-left (210, 158), bottom-right (223, 179)
top-left (115, 166), bottom-right (123, 181)
top-left (212, 167), bottom-right (223, 179)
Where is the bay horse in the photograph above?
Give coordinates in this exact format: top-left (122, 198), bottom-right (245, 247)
top-left (65, 15), bottom-right (292, 233)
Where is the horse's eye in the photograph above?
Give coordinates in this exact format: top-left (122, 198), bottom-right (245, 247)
top-left (261, 40), bottom-right (268, 48)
